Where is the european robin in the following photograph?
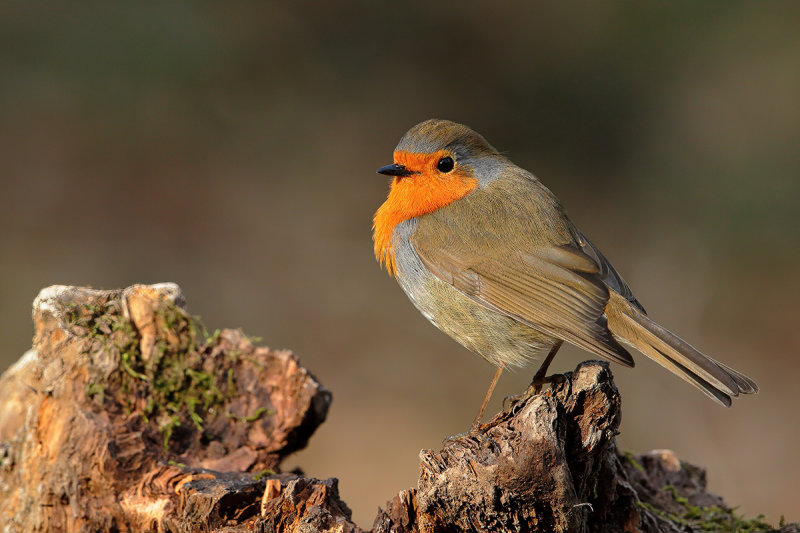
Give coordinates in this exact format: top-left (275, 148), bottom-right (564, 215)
top-left (373, 119), bottom-right (757, 426)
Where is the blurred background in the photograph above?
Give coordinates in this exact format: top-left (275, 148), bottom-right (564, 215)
top-left (2, 1), bottom-right (798, 527)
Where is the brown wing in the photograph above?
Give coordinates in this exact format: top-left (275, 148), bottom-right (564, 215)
top-left (571, 227), bottom-right (646, 313)
top-left (412, 224), bottom-right (635, 367)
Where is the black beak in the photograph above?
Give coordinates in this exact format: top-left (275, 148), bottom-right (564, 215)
top-left (377, 163), bottom-right (416, 177)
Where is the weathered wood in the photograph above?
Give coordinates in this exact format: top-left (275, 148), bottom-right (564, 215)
top-left (0, 284), bottom-right (332, 532)
top-left (373, 363), bottom-right (626, 533)
top-left (0, 284), bottom-right (795, 532)
top-left (373, 363), bottom-right (797, 533)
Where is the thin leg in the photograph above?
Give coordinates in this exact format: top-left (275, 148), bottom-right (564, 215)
top-left (471, 365), bottom-right (504, 430)
top-left (502, 341), bottom-right (566, 411)
top-left (530, 341), bottom-right (564, 392)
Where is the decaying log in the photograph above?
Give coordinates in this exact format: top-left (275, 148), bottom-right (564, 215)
top-left (0, 284), bottom-right (795, 533)
top-left (0, 284), bottom-right (331, 532)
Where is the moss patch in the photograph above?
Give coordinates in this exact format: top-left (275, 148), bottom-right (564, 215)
top-left (637, 485), bottom-right (781, 532)
top-left (67, 297), bottom-right (254, 452)
top-left (253, 469), bottom-right (276, 481)
top-left (622, 450), bottom-right (644, 472)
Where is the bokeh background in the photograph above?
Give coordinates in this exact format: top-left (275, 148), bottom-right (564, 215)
top-left (2, 2), bottom-right (799, 527)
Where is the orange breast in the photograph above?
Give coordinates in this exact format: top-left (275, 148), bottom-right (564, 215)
top-left (373, 150), bottom-right (478, 276)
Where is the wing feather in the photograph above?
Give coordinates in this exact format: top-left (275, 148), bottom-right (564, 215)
top-left (413, 237), bottom-right (635, 367)
top-left (571, 228), bottom-right (645, 313)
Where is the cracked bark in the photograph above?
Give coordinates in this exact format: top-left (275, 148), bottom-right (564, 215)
top-left (0, 284), bottom-right (795, 533)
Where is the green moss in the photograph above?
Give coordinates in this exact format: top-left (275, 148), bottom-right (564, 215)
top-left (636, 485), bottom-right (781, 532)
top-left (226, 368), bottom-right (236, 397)
top-left (245, 355), bottom-right (264, 369)
top-left (622, 450), bottom-right (644, 472)
top-left (663, 485), bottom-right (691, 507)
top-left (635, 499), bottom-right (689, 527)
top-left (68, 297), bottom-right (253, 452)
top-left (120, 349), bottom-right (148, 381)
top-left (226, 406), bottom-right (273, 423)
top-left (85, 382), bottom-right (106, 403)
top-left (205, 328), bottom-right (221, 344)
top-left (253, 469), bottom-right (276, 481)
top-left (161, 416), bottom-right (181, 451)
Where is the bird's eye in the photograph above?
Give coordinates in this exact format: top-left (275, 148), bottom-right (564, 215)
top-left (437, 156), bottom-right (455, 173)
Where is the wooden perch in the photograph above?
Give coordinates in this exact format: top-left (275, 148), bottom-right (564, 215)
top-left (0, 284), bottom-right (795, 532)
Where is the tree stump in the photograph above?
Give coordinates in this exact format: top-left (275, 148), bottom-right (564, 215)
top-left (0, 284), bottom-right (795, 532)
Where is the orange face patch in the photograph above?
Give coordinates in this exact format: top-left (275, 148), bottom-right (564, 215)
top-left (373, 150), bottom-right (478, 276)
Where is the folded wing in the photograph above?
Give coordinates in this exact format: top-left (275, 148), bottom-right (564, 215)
top-left (412, 229), bottom-right (635, 367)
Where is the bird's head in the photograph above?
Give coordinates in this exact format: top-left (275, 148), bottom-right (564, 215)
top-left (376, 118), bottom-right (499, 184)
top-left (373, 119), bottom-right (501, 275)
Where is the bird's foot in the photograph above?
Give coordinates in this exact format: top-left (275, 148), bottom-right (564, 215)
top-left (503, 373), bottom-right (566, 413)
top-left (531, 372), bottom-right (566, 393)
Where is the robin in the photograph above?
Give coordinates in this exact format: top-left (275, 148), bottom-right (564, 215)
top-left (373, 119), bottom-right (757, 427)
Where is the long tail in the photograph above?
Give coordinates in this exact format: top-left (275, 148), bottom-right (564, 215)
top-left (604, 292), bottom-right (758, 407)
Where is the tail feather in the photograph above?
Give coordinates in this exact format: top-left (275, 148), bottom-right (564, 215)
top-left (628, 308), bottom-right (739, 395)
top-left (638, 340), bottom-right (733, 406)
top-left (715, 360), bottom-right (759, 394)
top-left (605, 293), bottom-right (757, 406)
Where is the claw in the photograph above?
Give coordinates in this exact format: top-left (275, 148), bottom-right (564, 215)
top-left (529, 373), bottom-right (566, 391)
top-left (504, 373), bottom-right (567, 415)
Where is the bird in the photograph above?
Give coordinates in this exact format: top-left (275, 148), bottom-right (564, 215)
top-left (372, 118), bottom-right (758, 427)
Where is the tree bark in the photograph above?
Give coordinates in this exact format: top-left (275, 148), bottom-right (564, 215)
top-left (0, 284), bottom-right (795, 533)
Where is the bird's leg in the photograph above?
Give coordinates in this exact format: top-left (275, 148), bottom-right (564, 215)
top-left (530, 340), bottom-right (564, 393)
top-left (503, 341), bottom-right (565, 411)
top-left (471, 365), bottom-right (504, 431)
